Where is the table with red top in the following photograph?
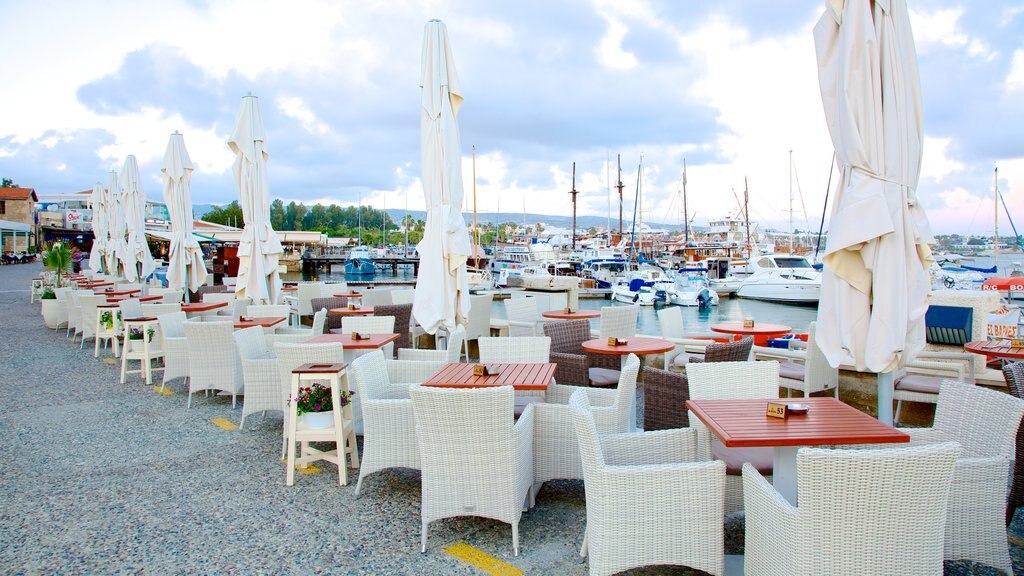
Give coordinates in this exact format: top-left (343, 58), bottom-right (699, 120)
top-left (329, 306), bottom-right (374, 317)
top-left (281, 285), bottom-right (298, 292)
top-left (305, 332), bottom-right (400, 349)
top-left (686, 396), bottom-right (909, 504)
top-left (180, 301), bottom-right (229, 315)
top-left (710, 322), bottom-right (792, 347)
top-left (581, 336), bottom-right (675, 362)
top-left (78, 281), bottom-right (113, 289)
top-left (106, 294), bottom-right (162, 303)
top-left (233, 316), bottom-right (288, 330)
top-left (964, 339), bottom-right (1024, 363)
top-left (101, 288), bottom-right (141, 297)
top-left (541, 309), bottom-right (601, 320)
top-left (423, 362), bottom-right (557, 391)
top-left (333, 292), bottom-right (364, 306)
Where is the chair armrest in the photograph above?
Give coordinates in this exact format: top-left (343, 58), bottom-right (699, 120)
top-left (547, 382), bottom-right (618, 406)
top-left (742, 463), bottom-right (799, 574)
top-left (687, 410), bottom-right (714, 461)
top-left (274, 327), bottom-right (312, 336)
top-left (601, 428), bottom-right (698, 465)
top-left (549, 352), bottom-right (589, 387)
top-left (900, 427), bottom-right (955, 447)
top-left (903, 359), bottom-right (966, 381)
top-left (751, 345), bottom-right (807, 362)
top-left (396, 348), bottom-right (446, 362)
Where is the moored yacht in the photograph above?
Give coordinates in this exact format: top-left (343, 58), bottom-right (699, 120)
top-left (736, 253), bottom-right (820, 304)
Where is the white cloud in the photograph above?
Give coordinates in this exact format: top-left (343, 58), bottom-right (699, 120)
top-left (911, 8), bottom-right (997, 61)
top-left (921, 137), bottom-right (964, 183)
top-left (1007, 49), bottom-right (1024, 92)
top-left (277, 96), bottom-right (330, 136)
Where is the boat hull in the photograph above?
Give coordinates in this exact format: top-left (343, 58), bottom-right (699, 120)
top-left (345, 259), bottom-right (376, 275)
top-left (737, 281), bottom-right (819, 304)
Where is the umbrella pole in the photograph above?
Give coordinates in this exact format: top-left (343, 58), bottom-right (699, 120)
top-left (876, 371), bottom-right (895, 425)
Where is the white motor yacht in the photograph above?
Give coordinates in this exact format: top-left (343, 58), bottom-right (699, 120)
top-left (736, 253), bottom-right (821, 304)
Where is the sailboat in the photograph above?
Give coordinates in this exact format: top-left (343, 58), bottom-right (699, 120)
top-left (345, 196), bottom-right (375, 276)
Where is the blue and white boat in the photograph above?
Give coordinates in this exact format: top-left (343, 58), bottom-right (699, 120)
top-left (345, 246), bottom-right (376, 276)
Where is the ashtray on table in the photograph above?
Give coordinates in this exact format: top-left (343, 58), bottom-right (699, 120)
top-left (786, 403), bottom-right (810, 415)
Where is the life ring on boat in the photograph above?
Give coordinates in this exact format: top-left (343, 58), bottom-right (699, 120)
top-left (943, 276), bottom-right (956, 289)
top-left (549, 278), bottom-right (555, 288)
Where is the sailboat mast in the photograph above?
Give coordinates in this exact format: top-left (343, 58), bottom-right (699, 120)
top-left (789, 149), bottom-right (794, 254)
top-left (616, 154), bottom-right (624, 238)
top-left (683, 158), bottom-right (689, 243)
top-left (357, 190), bottom-right (362, 246)
top-left (472, 145), bottom-right (479, 258)
top-left (569, 161), bottom-right (578, 249)
top-left (744, 177), bottom-right (751, 258)
top-left (995, 164), bottom-right (1000, 266)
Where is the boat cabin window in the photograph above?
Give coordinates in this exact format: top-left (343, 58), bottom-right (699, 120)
top-left (757, 257), bottom-right (775, 268)
top-left (774, 257), bottom-right (813, 269)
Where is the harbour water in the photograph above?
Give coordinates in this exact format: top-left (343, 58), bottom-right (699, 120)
top-left (285, 266), bottom-right (820, 336)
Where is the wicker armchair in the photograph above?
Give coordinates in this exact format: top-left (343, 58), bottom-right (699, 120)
top-left (311, 296), bottom-right (348, 332)
top-left (182, 319), bottom-right (243, 409)
top-left (688, 336), bottom-right (753, 364)
top-left (374, 303), bottom-right (413, 350)
top-left (504, 297), bottom-right (548, 336)
top-left (157, 311), bottom-right (188, 392)
top-left (751, 322), bottom-right (837, 398)
top-left (398, 324), bottom-right (465, 362)
top-left (1002, 361), bottom-right (1024, 525)
top-left (902, 380), bottom-right (1024, 574)
top-left (543, 319), bottom-right (620, 387)
top-left (642, 367), bottom-right (689, 431)
top-left (348, 351), bottom-right (445, 495)
top-left (411, 385), bottom-right (535, 556)
top-left (233, 326), bottom-right (282, 429)
top-left (569, 389), bottom-right (725, 576)
top-left (743, 442), bottom-right (961, 576)
top-left (597, 304), bottom-right (639, 339)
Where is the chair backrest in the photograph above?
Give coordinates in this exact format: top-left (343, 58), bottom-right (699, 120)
top-left (349, 350), bottom-right (400, 401)
top-left (158, 311), bottom-right (187, 338)
top-left (657, 306), bottom-right (685, 338)
top-left (933, 379), bottom-right (1024, 458)
top-left (310, 308), bottom-right (328, 334)
top-left (233, 325), bottom-right (271, 360)
top-left (611, 354), bottom-right (641, 431)
top-left (321, 282), bottom-right (346, 298)
top-left (196, 285), bottom-right (228, 297)
top-left (115, 282), bottom-right (142, 291)
top-left (643, 367), bottom-right (690, 430)
top-left (599, 305), bottom-right (639, 338)
top-left (686, 360), bottom-right (779, 400)
top-left (802, 322), bottom-right (838, 393)
top-left (374, 303), bottom-right (413, 349)
top-left (504, 297), bottom-right (539, 324)
top-left (703, 336), bottom-right (753, 362)
top-left (361, 289), bottom-right (393, 308)
top-left (55, 287), bottom-right (74, 302)
top-left (182, 320), bottom-right (242, 392)
top-left (203, 292), bottom-right (236, 304)
top-left (226, 297), bottom-right (251, 319)
top-left (478, 336), bottom-right (551, 363)
top-left (160, 290), bottom-right (184, 303)
top-left (311, 297), bottom-right (347, 332)
top-left (246, 304), bottom-right (290, 318)
top-left (443, 324), bottom-right (467, 362)
top-left (389, 288), bottom-right (415, 305)
top-left (341, 315), bottom-right (395, 335)
top-left (273, 342), bottom-right (346, 404)
top-left (1003, 361), bottom-right (1024, 399)
top-left (543, 319), bottom-right (590, 353)
top-left (118, 298), bottom-right (144, 320)
top-left (142, 303), bottom-right (182, 318)
top-left (297, 282), bottom-right (326, 316)
top-left (79, 296), bottom-right (107, 333)
top-left (466, 293), bottom-right (493, 340)
top-left (791, 442), bottom-right (961, 574)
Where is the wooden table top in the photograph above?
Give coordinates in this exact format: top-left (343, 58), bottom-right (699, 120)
top-left (328, 306), bottom-right (375, 316)
top-left (233, 316), bottom-right (288, 329)
top-left (710, 322), bottom-right (792, 336)
top-left (333, 292), bottom-right (364, 299)
top-left (106, 294), bottom-right (162, 303)
top-left (541, 309), bottom-right (601, 320)
top-left (181, 301), bottom-right (229, 313)
top-left (78, 281), bottom-right (113, 288)
top-left (581, 336), bottom-right (675, 356)
top-left (281, 285), bottom-right (298, 291)
top-left (101, 288), bottom-right (141, 296)
top-left (305, 332), bottom-right (400, 349)
top-left (964, 339), bottom-right (1024, 360)
top-left (423, 362), bottom-right (557, 391)
top-left (686, 397), bottom-right (909, 448)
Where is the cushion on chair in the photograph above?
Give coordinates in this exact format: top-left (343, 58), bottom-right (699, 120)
top-left (588, 367), bottom-right (621, 387)
top-left (711, 439), bottom-right (773, 475)
top-left (895, 374), bottom-right (975, 394)
top-left (672, 352), bottom-right (704, 367)
top-left (778, 361), bottom-right (806, 381)
top-left (514, 395), bottom-right (544, 417)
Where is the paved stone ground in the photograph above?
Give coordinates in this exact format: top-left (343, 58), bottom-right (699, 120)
top-left (0, 262), bottom-right (1020, 575)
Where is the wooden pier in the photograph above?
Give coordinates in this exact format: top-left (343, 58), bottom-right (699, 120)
top-left (301, 255), bottom-right (420, 276)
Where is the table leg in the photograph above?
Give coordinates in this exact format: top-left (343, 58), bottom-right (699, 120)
top-left (772, 446), bottom-right (799, 505)
top-left (876, 371), bottom-right (894, 426)
top-left (620, 354), bottom-right (637, 431)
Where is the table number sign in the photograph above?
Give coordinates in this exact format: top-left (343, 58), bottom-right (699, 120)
top-left (348, 303), bottom-right (358, 310)
top-left (351, 332), bottom-right (370, 340)
top-left (473, 364), bottom-right (489, 376)
top-left (743, 318), bottom-right (756, 328)
top-left (1013, 339), bottom-right (1024, 348)
top-left (607, 337), bottom-right (628, 346)
top-left (766, 402), bottom-right (788, 419)
top-left (564, 307), bottom-right (574, 314)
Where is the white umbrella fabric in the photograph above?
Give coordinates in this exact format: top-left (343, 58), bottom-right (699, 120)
top-left (106, 170), bottom-right (125, 277)
top-left (162, 132), bottom-right (208, 294)
top-left (88, 182), bottom-right (107, 273)
top-left (228, 94), bottom-right (282, 305)
top-left (119, 154), bottom-right (157, 283)
top-left (814, 0), bottom-right (933, 424)
top-left (413, 19), bottom-right (473, 335)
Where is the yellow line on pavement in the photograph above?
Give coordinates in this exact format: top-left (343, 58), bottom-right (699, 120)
top-left (102, 358), bottom-right (117, 365)
top-left (152, 386), bottom-right (173, 396)
top-left (297, 464), bottom-right (320, 475)
top-left (444, 543), bottom-right (524, 576)
top-left (211, 418), bottom-right (239, 430)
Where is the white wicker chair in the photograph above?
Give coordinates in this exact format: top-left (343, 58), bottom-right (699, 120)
top-left (901, 380), bottom-right (1024, 574)
top-left (686, 360), bottom-right (780, 513)
top-left (410, 385), bottom-right (535, 556)
top-left (67, 289), bottom-right (94, 340)
top-left (341, 315), bottom-right (396, 357)
top-left (275, 308), bottom-right (327, 337)
top-left (398, 324), bottom-right (465, 363)
top-left (891, 352), bottom-right (974, 424)
top-left (296, 282), bottom-right (325, 318)
top-left (478, 336), bottom-right (551, 363)
top-left (743, 442), bottom-right (962, 576)
top-left (183, 319), bottom-right (243, 409)
top-left (274, 342), bottom-right (353, 453)
top-left (53, 287), bottom-right (74, 330)
top-left (161, 289), bottom-right (184, 304)
top-left (348, 351), bottom-right (445, 495)
top-left (360, 288), bottom-right (393, 309)
top-left (158, 311), bottom-right (188, 392)
top-left (751, 322), bottom-right (838, 397)
top-left (532, 354), bottom-right (640, 497)
top-left (568, 389), bottom-right (725, 576)
top-left (389, 288), bottom-right (415, 305)
top-left (118, 298), bottom-right (144, 322)
top-left (657, 306), bottom-right (719, 366)
top-left (503, 297), bottom-right (548, 337)
top-left (234, 326), bottom-right (283, 430)
top-left (245, 304), bottom-right (291, 319)
top-left (141, 302), bottom-right (181, 317)
top-left (464, 293), bottom-right (493, 359)
top-left (597, 304), bottom-right (639, 339)
top-left (78, 294), bottom-right (108, 350)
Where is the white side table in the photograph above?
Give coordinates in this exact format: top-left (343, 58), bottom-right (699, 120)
top-left (285, 362), bottom-right (360, 486)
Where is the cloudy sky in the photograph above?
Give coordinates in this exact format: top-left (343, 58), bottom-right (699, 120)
top-left (1, 0), bottom-right (1021, 236)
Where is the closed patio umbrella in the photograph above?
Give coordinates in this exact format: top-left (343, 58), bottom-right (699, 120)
top-left (119, 155), bottom-right (156, 283)
top-left (413, 19), bottom-right (473, 335)
top-left (814, 0), bottom-right (933, 424)
top-left (106, 170), bottom-right (125, 277)
top-left (88, 182), bottom-right (107, 273)
top-left (162, 131), bottom-right (208, 294)
top-left (228, 94), bottom-right (282, 305)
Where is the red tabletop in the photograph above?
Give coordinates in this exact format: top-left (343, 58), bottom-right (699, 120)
top-left (686, 397), bottom-right (910, 448)
top-left (281, 285), bottom-right (298, 291)
top-left (964, 339), bottom-right (1024, 360)
top-left (78, 281), bottom-right (113, 288)
top-left (329, 306), bottom-right (374, 316)
top-left (233, 316), bottom-right (288, 329)
top-left (333, 292), bottom-right (364, 299)
top-left (581, 336), bottom-right (675, 356)
top-left (101, 288), bottom-right (141, 297)
top-left (181, 301), bottom-right (229, 313)
top-left (541, 309), bottom-right (601, 320)
top-left (305, 332), bottom-right (400, 349)
top-left (107, 294), bottom-right (162, 303)
top-left (424, 362), bottom-right (556, 391)
top-left (710, 322), bottom-right (792, 346)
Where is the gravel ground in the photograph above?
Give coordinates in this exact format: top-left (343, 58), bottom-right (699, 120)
top-left (0, 262), bottom-right (1020, 575)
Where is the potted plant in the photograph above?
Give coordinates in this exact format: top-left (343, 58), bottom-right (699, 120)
top-left (290, 382), bottom-right (354, 429)
top-left (40, 287), bottom-right (64, 328)
top-left (42, 241), bottom-right (75, 289)
top-left (99, 309), bottom-right (121, 332)
top-left (125, 326), bottom-right (155, 352)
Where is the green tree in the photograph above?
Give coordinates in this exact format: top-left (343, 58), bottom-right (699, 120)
top-left (203, 201), bottom-right (244, 228)
top-left (270, 199), bottom-right (285, 230)
top-left (1, 177), bottom-right (18, 187)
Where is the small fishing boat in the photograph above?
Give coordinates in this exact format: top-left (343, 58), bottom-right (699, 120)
top-left (345, 246), bottom-right (375, 276)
